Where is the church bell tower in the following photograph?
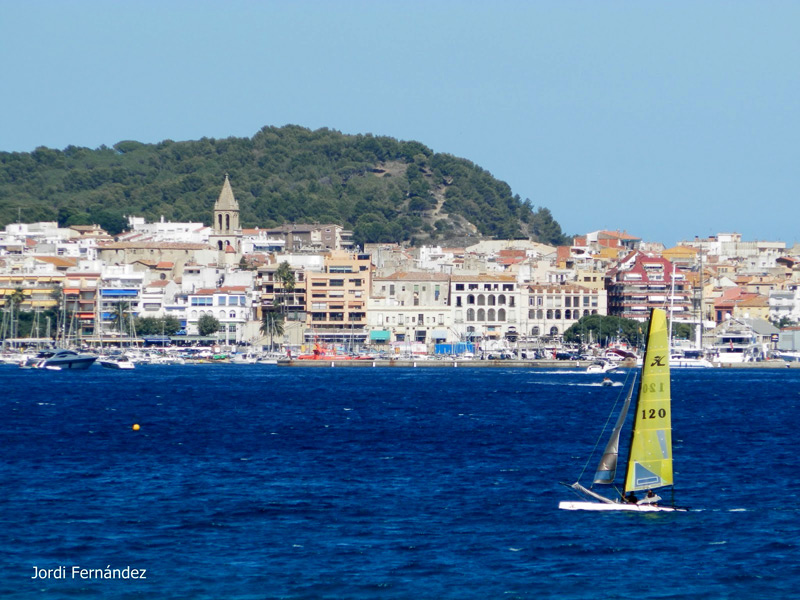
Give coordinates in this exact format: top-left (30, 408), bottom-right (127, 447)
top-left (209, 174), bottom-right (242, 254)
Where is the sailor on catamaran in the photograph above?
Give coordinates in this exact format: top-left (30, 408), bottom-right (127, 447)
top-left (638, 490), bottom-right (661, 505)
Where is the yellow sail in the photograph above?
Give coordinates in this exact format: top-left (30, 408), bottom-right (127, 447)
top-left (624, 308), bottom-right (673, 492)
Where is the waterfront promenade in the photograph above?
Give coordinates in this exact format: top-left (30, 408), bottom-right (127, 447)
top-left (276, 358), bottom-right (800, 369)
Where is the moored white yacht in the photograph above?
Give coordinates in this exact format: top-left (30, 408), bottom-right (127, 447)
top-left (708, 320), bottom-right (766, 364)
top-left (97, 353), bottom-right (136, 370)
top-left (670, 347), bottom-right (714, 368)
top-left (22, 348), bottom-right (98, 370)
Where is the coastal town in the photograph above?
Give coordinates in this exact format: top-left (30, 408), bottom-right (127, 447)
top-left (2, 176), bottom-right (799, 366)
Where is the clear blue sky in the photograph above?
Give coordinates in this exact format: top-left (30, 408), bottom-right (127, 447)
top-left (2, 1), bottom-right (798, 247)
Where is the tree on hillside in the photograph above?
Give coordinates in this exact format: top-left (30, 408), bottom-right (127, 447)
top-left (0, 125), bottom-right (570, 247)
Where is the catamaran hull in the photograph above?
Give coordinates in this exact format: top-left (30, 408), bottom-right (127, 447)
top-left (558, 501), bottom-right (686, 512)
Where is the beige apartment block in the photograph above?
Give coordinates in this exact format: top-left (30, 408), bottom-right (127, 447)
top-left (369, 272), bottom-right (452, 346)
top-left (305, 250), bottom-right (371, 346)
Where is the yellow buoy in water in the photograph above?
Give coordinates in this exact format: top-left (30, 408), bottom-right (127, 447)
top-left (132, 424), bottom-right (140, 431)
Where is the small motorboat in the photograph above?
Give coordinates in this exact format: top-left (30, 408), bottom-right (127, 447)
top-left (97, 354), bottom-right (136, 370)
top-left (586, 360), bottom-right (618, 374)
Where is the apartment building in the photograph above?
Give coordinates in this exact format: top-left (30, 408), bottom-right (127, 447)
top-left (369, 272), bottom-right (452, 345)
top-left (305, 250), bottom-right (371, 345)
top-left (526, 283), bottom-right (605, 338)
top-left (606, 252), bottom-right (691, 322)
top-left (450, 273), bottom-right (520, 343)
top-left (186, 286), bottom-right (252, 343)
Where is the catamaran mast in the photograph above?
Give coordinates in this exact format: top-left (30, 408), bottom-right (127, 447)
top-left (668, 263), bottom-right (676, 349)
top-left (697, 248), bottom-right (704, 351)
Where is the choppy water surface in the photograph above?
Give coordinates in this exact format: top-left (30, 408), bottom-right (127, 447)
top-left (1, 365), bottom-right (798, 599)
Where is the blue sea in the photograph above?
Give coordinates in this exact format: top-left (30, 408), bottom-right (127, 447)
top-left (1, 364), bottom-right (799, 599)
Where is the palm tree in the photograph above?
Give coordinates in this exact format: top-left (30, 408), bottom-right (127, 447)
top-left (260, 311), bottom-right (285, 351)
top-left (274, 261), bottom-right (296, 315)
top-left (4, 287), bottom-right (25, 342)
top-left (113, 302), bottom-right (132, 337)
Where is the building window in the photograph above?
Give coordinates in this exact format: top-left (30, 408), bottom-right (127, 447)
top-left (467, 308), bottom-right (475, 322)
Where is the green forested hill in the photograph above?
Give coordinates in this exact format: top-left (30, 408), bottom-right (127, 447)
top-left (0, 125), bottom-right (570, 247)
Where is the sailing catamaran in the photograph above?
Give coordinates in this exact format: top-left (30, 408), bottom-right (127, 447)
top-left (559, 308), bottom-right (687, 512)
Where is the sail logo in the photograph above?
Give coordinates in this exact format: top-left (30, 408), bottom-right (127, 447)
top-left (649, 355), bottom-right (666, 367)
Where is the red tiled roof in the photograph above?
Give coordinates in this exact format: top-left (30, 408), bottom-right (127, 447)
top-left (33, 256), bottom-right (78, 268)
top-left (195, 286), bottom-right (248, 295)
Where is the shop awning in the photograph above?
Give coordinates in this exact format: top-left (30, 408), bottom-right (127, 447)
top-left (430, 329), bottom-right (448, 340)
top-left (369, 330), bottom-right (390, 341)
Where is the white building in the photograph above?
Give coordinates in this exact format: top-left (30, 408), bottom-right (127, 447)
top-left (769, 284), bottom-right (800, 324)
top-left (450, 273), bottom-right (521, 344)
top-left (525, 283), bottom-right (606, 339)
top-left (97, 264), bottom-right (145, 335)
top-left (368, 272), bottom-right (453, 347)
top-left (185, 285), bottom-right (256, 344)
top-left (122, 215), bottom-right (210, 244)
